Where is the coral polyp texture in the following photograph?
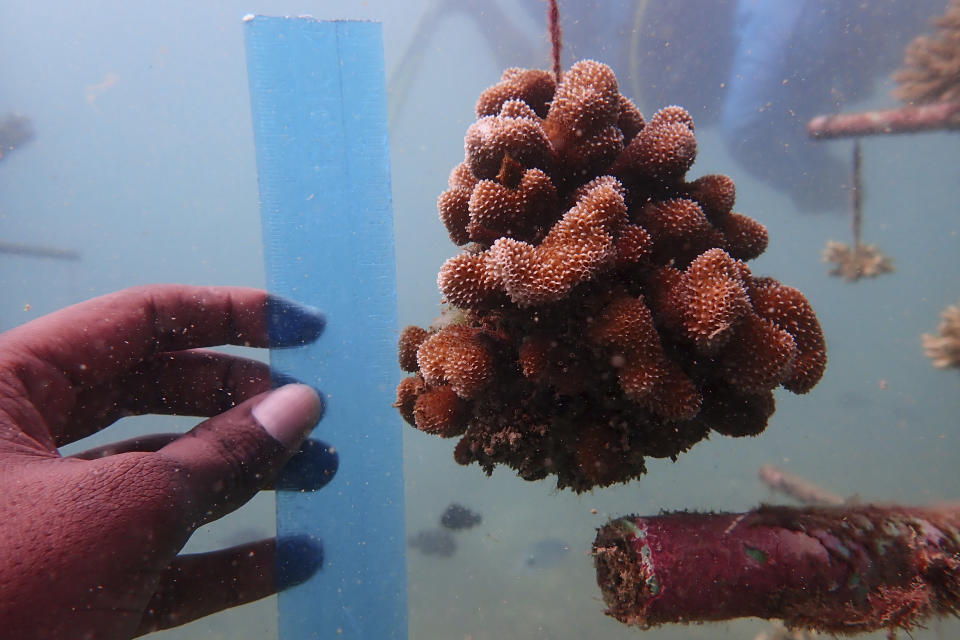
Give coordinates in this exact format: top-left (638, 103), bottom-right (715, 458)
top-left (396, 61), bottom-right (827, 492)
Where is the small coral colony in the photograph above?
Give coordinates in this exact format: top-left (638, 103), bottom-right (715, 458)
top-left (395, 61), bottom-right (827, 492)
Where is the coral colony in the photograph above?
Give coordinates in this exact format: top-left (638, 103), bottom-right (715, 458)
top-left (894, 0), bottom-right (960, 106)
top-left (821, 140), bottom-right (894, 282)
top-left (923, 298), bottom-right (960, 370)
top-left (395, 61), bottom-right (827, 492)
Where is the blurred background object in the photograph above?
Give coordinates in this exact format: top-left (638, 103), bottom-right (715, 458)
top-left (0, 113), bottom-right (34, 163)
top-left (391, 0), bottom-right (947, 214)
top-left (923, 299), bottom-right (960, 370)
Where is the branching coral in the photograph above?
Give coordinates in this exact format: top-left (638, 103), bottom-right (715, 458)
top-left (821, 240), bottom-right (894, 282)
top-left (397, 61), bottom-right (827, 492)
top-left (821, 140), bottom-right (894, 283)
top-left (893, 0), bottom-right (960, 105)
top-left (922, 298), bottom-right (960, 369)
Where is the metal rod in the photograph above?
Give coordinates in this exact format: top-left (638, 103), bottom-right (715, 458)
top-left (0, 241), bottom-right (80, 261)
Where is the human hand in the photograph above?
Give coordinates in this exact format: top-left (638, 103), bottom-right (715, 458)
top-left (0, 284), bottom-right (330, 639)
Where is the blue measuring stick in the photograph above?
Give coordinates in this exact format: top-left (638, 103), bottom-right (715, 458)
top-left (244, 16), bottom-right (407, 639)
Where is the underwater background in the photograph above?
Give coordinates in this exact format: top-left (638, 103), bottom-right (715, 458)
top-left (1, 1), bottom-right (958, 638)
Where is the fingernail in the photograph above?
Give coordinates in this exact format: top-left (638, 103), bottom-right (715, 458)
top-left (266, 295), bottom-right (326, 347)
top-left (252, 384), bottom-right (323, 448)
top-left (276, 439), bottom-right (339, 491)
top-left (270, 371), bottom-right (324, 408)
top-left (276, 534), bottom-right (324, 590)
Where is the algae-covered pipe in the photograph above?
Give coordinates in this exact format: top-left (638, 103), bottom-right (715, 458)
top-left (593, 504), bottom-right (960, 634)
top-left (808, 101), bottom-right (960, 139)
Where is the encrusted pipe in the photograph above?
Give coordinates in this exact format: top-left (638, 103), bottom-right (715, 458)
top-left (807, 101), bottom-right (960, 139)
top-left (593, 504), bottom-right (960, 634)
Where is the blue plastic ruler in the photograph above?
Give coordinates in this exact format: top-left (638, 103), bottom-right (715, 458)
top-left (244, 17), bottom-right (407, 639)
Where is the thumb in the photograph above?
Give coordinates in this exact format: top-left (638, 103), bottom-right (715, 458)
top-left (159, 383), bottom-right (323, 527)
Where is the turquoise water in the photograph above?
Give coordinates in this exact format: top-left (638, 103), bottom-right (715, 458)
top-left (1, 1), bottom-right (958, 638)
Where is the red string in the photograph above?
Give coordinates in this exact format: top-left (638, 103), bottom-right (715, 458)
top-left (548, 0), bottom-right (562, 82)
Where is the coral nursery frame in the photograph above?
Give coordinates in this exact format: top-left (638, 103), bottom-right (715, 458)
top-left (244, 16), bottom-right (407, 639)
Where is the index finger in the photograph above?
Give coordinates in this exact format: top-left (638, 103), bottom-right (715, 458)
top-left (0, 283), bottom-right (324, 399)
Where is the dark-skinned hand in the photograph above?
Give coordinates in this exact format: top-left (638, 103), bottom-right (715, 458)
top-left (0, 284), bottom-right (330, 639)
